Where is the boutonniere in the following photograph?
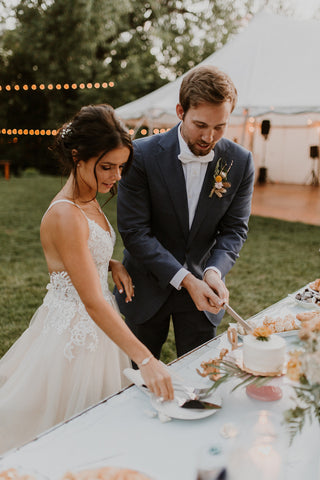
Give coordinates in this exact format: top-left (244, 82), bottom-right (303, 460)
top-left (209, 158), bottom-right (233, 198)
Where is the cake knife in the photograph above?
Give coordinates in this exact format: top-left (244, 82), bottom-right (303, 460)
top-left (223, 303), bottom-right (254, 333)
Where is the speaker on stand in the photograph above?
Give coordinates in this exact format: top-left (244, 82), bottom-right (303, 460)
top-left (258, 119), bottom-right (271, 184)
top-left (308, 145), bottom-right (319, 186)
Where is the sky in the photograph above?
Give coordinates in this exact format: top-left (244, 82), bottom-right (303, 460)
top-left (284, 0), bottom-right (320, 17)
top-left (1, 0), bottom-right (320, 16)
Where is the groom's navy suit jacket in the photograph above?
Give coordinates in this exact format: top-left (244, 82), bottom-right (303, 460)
top-left (115, 124), bottom-right (255, 326)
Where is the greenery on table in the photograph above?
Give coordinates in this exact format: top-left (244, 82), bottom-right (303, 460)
top-left (0, 175), bottom-right (319, 363)
top-left (284, 321), bottom-right (320, 443)
top-left (198, 358), bottom-right (273, 393)
top-left (284, 381), bottom-right (320, 444)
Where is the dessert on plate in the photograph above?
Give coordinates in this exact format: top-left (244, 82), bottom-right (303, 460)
top-left (295, 287), bottom-right (320, 306)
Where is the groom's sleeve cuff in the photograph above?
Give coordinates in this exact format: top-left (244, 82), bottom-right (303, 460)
top-left (170, 268), bottom-right (190, 290)
top-left (203, 266), bottom-right (222, 279)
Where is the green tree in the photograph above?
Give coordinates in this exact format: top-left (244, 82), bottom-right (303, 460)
top-left (0, 0), bottom-right (292, 173)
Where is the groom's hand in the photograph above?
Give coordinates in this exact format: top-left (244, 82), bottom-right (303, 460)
top-left (203, 270), bottom-right (229, 306)
top-left (109, 259), bottom-right (135, 303)
top-left (181, 273), bottom-right (225, 313)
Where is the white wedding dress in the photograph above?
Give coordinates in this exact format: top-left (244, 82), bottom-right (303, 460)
top-left (0, 200), bottom-right (130, 454)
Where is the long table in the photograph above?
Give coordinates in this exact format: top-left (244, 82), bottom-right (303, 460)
top-left (0, 291), bottom-right (319, 479)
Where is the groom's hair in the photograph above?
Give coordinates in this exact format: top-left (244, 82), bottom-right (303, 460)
top-left (179, 65), bottom-right (238, 114)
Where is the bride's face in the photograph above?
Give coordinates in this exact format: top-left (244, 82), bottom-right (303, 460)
top-left (77, 146), bottom-right (130, 195)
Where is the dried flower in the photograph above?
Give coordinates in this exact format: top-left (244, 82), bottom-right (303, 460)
top-left (209, 158), bottom-right (233, 198)
top-left (252, 325), bottom-right (272, 340)
top-left (286, 351), bottom-right (302, 382)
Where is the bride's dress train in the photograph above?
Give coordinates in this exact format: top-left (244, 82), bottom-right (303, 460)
top-left (0, 200), bottom-right (130, 454)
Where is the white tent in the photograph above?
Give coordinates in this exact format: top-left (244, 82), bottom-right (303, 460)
top-left (116, 11), bottom-right (320, 184)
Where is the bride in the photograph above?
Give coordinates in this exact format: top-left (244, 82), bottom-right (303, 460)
top-left (0, 104), bottom-right (173, 454)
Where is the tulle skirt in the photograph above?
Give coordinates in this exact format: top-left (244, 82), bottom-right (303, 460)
top-left (0, 296), bottom-right (131, 455)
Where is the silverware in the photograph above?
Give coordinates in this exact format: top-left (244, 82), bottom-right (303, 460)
top-left (223, 303), bottom-right (254, 333)
top-left (173, 383), bottom-right (212, 400)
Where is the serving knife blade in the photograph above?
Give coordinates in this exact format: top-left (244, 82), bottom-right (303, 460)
top-left (223, 303), bottom-right (254, 333)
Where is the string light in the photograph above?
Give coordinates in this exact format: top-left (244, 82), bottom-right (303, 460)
top-left (1, 126), bottom-right (170, 137)
top-left (0, 81), bottom-right (115, 92)
top-left (0, 128), bottom-right (58, 136)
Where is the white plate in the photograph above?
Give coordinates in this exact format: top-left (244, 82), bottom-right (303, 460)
top-left (288, 293), bottom-right (320, 310)
top-left (150, 393), bottom-right (222, 420)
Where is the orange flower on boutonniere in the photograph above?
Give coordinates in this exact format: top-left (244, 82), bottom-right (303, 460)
top-left (209, 158), bottom-right (233, 198)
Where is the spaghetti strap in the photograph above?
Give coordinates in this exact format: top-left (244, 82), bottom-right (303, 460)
top-left (41, 199), bottom-right (87, 222)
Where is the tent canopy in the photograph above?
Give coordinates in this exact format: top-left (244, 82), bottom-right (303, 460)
top-left (116, 11), bottom-right (320, 127)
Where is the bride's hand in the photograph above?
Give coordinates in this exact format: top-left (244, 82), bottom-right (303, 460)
top-left (139, 358), bottom-right (174, 401)
top-left (109, 260), bottom-right (134, 303)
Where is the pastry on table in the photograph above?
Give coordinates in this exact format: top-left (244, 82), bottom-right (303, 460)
top-left (0, 469), bottom-right (35, 480)
top-left (296, 311), bottom-right (320, 322)
top-left (62, 466), bottom-right (151, 480)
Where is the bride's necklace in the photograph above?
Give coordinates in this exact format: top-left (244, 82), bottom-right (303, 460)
top-left (77, 200), bottom-right (104, 217)
top-left (59, 188), bottom-right (104, 217)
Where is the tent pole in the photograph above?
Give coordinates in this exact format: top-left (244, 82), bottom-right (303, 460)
top-left (147, 117), bottom-right (153, 136)
top-left (240, 108), bottom-right (249, 147)
top-left (133, 118), bottom-right (146, 138)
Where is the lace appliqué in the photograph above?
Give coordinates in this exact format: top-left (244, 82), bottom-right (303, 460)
top-left (43, 218), bottom-right (116, 361)
top-left (43, 272), bottom-right (99, 361)
top-left (87, 218), bottom-right (115, 267)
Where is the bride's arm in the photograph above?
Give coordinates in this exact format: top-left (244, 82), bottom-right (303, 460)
top-left (44, 205), bottom-right (174, 400)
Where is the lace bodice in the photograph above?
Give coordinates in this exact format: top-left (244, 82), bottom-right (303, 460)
top-left (41, 200), bottom-right (116, 361)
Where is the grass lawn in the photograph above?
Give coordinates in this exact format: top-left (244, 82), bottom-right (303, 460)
top-left (1, 175), bottom-right (319, 363)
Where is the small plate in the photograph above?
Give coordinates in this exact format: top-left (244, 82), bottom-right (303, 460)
top-left (150, 393), bottom-right (222, 420)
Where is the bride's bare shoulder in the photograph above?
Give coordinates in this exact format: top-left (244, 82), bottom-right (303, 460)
top-left (41, 200), bottom-right (87, 239)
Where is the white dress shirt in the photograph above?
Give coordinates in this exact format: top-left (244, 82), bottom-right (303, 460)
top-left (170, 127), bottom-right (221, 290)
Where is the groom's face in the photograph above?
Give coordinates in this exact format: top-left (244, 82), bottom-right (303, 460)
top-left (177, 101), bottom-right (232, 156)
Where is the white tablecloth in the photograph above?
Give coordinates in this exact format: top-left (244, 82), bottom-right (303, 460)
top-left (0, 293), bottom-right (319, 479)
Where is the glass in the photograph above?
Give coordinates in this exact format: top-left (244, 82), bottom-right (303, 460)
top-left (227, 410), bottom-right (287, 480)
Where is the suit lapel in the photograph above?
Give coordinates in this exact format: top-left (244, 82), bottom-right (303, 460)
top-left (187, 141), bottom-right (227, 246)
top-left (155, 127), bottom-right (189, 240)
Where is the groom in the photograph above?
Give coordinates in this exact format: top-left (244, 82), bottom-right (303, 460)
top-left (115, 65), bottom-right (255, 359)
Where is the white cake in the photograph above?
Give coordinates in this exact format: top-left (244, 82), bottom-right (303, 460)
top-left (243, 333), bottom-right (286, 375)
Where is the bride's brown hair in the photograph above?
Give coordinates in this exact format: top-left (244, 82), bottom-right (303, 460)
top-left (52, 104), bottom-right (133, 198)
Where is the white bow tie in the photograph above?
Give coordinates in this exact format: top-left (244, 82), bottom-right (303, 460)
top-left (178, 150), bottom-right (214, 164)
